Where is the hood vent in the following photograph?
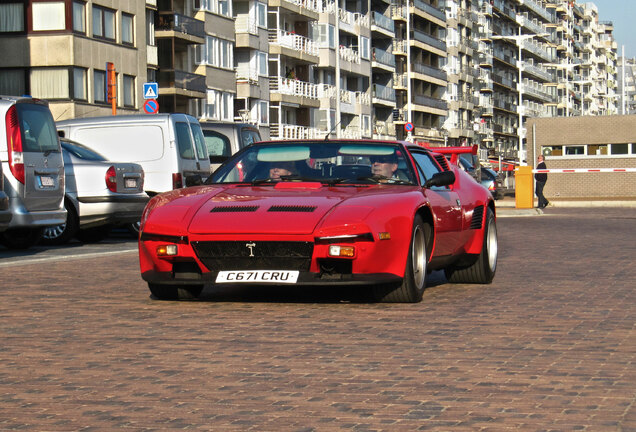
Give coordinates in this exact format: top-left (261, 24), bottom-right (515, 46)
top-left (210, 205), bottom-right (259, 213)
top-left (268, 205), bottom-right (317, 213)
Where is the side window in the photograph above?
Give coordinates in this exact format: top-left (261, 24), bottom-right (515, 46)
top-left (411, 152), bottom-right (443, 188)
top-left (240, 129), bottom-right (260, 148)
top-left (190, 122), bottom-right (208, 160)
top-left (175, 122), bottom-right (195, 159)
top-left (203, 130), bottom-right (231, 157)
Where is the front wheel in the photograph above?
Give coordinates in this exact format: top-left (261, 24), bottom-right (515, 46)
top-left (445, 207), bottom-right (498, 284)
top-left (148, 284), bottom-right (203, 300)
top-left (373, 215), bottom-right (429, 303)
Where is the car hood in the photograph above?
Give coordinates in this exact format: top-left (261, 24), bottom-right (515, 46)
top-left (187, 183), bottom-right (365, 235)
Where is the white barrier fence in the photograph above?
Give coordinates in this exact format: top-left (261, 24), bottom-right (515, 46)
top-left (531, 168), bottom-right (636, 174)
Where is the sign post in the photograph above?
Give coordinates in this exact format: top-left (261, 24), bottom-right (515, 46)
top-left (107, 62), bottom-right (116, 115)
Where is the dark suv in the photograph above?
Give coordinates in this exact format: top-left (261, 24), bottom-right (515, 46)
top-left (0, 96), bottom-right (65, 248)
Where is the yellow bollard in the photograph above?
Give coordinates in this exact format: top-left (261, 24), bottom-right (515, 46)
top-left (515, 166), bottom-right (534, 209)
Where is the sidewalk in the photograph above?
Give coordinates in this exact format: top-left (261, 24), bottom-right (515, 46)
top-left (495, 194), bottom-right (636, 216)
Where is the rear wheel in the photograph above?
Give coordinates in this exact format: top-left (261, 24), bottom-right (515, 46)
top-left (373, 215), bottom-right (429, 303)
top-left (0, 228), bottom-right (43, 250)
top-left (445, 207), bottom-right (497, 284)
top-left (41, 202), bottom-right (79, 246)
top-left (148, 283), bottom-right (203, 300)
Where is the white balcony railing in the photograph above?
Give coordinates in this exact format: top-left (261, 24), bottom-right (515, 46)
top-left (269, 30), bottom-right (318, 56)
top-left (270, 77), bottom-right (320, 99)
top-left (339, 45), bottom-right (360, 63)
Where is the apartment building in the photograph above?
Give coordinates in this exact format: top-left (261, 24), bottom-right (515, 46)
top-left (618, 57), bottom-right (636, 115)
top-left (0, 0), bottom-right (152, 120)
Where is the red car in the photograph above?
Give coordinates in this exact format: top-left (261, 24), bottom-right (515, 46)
top-left (138, 140), bottom-right (497, 303)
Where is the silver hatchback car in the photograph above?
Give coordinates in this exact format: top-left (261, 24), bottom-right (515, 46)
top-left (0, 96), bottom-right (65, 249)
top-left (41, 138), bottom-right (149, 245)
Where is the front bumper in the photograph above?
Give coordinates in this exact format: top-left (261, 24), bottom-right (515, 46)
top-left (142, 269), bottom-right (402, 287)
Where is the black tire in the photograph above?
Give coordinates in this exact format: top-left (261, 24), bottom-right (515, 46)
top-left (127, 221), bottom-right (140, 237)
top-left (76, 224), bottom-right (113, 243)
top-left (445, 207), bottom-right (498, 284)
top-left (41, 202), bottom-right (79, 246)
top-left (373, 215), bottom-right (429, 303)
top-left (148, 283), bottom-right (203, 300)
top-left (0, 228), bottom-right (43, 250)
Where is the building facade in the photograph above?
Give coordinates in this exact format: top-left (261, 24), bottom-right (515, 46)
top-left (0, 0), bottom-right (621, 164)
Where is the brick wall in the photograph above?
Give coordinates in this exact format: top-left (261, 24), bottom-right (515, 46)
top-left (525, 115), bottom-right (636, 199)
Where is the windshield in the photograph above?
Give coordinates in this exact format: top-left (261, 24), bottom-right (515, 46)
top-left (61, 140), bottom-right (106, 161)
top-left (208, 142), bottom-right (416, 185)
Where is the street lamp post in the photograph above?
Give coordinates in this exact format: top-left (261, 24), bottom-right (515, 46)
top-left (491, 30), bottom-right (548, 166)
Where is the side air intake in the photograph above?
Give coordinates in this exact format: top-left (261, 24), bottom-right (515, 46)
top-left (470, 205), bottom-right (484, 229)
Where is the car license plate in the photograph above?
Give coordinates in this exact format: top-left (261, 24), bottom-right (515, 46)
top-left (215, 270), bottom-right (299, 284)
top-left (125, 178), bottom-right (137, 188)
top-left (39, 176), bottom-right (54, 187)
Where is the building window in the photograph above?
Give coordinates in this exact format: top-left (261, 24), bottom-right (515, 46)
top-left (146, 10), bottom-right (155, 45)
top-left (256, 2), bottom-right (266, 27)
top-left (362, 114), bottom-right (371, 135)
top-left (259, 100), bottom-right (268, 124)
top-left (359, 36), bottom-right (370, 60)
top-left (121, 13), bottom-right (134, 45)
top-left (30, 68), bottom-right (69, 99)
top-left (611, 143), bottom-right (629, 155)
top-left (94, 69), bottom-right (106, 103)
top-left (32, 2), bottom-right (66, 31)
top-left (258, 51), bottom-right (267, 76)
top-left (73, 67), bottom-right (87, 100)
top-left (93, 5), bottom-right (115, 41)
top-left (0, 3), bottom-right (25, 32)
top-left (196, 0), bottom-right (231, 17)
top-left (0, 69), bottom-right (26, 95)
top-left (123, 75), bottom-right (135, 107)
top-left (72, 1), bottom-right (86, 34)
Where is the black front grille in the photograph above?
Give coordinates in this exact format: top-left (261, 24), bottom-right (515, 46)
top-left (191, 241), bottom-right (314, 271)
top-left (470, 205), bottom-right (484, 229)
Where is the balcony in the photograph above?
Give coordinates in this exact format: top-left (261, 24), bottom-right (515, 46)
top-left (412, 29), bottom-right (446, 52)
top-left (158, 70), bottom-right (206, 94)
top-left (412, 0), bottom-right (445, 22)
top-left (372, 11), bottom-right (394, 33)
top-left (269, 30), bottom-right (319, 57)
top-left (235, 15), bottom-right (258, 35)
top-left (520, 40), bottom-right (555, 62)
top-left (412, 63), bottom-right (447, 81)
top-left (270, 77), bottom-right (320, 99)
top-left (392, 39), bottom-right (407, 56)
top-left (156, 13), bottom-right (205, 42)
top-left (372, 47), bottom-right (396, 68)
top-left (373, 83), bottom-right (396, 103)
top-left (518, 0), bottom-right (552, 22)
top-left (339, 45), bottom-right (360, 64)
top-left (412, 94), bottom-right (447, 111)
top-left (271, 123), bottom-right (325, 140)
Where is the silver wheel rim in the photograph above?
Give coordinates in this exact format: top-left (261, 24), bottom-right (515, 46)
top-left (43, 224), bottom-right (66, 240)
top-left (412, 225), bottom-right (427, 288)
top-left (486, 218), bottom-right (498, 272)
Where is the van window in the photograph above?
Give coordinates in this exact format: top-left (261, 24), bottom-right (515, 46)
top-left (241, 129), bottom-right (261, 149)
top-left (190, 122), bottom-right (208, 160)
top-left (175, 122), bottom-right (195, 159)
top-left (202, 130), bottom-right (231, 157)
top-left (74, 125), bottom-right (164, 162)
top-left (17, 103), bottom-right (59, 152)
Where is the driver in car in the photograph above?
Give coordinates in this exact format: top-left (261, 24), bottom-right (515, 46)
top-left (269, 162), bottom-right (297, 180)
top-left (370, 154), bottom-right (399, 179)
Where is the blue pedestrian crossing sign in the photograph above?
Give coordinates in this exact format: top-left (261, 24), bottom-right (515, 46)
top-left (143, 82), bottom-right (158, 99)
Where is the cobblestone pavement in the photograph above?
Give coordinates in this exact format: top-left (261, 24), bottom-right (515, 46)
top-left (0, 207), bottom-right (634, 431)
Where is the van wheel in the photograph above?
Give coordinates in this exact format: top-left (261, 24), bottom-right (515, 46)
top-left (41, 203), bottom-right (79, 246)
top-left (76, 224), bottom-right (112, 243)
top-left (0, 228), bottom-right (43, 250)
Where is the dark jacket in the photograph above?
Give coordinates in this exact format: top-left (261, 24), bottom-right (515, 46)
top-left (535, 161), bottom-right (547, 183)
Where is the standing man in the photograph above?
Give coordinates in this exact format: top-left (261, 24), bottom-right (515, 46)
top-left (535, 155), bottom-right (549, 209)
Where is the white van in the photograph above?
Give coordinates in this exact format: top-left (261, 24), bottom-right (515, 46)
top-left (57, 114), bottom-right (210, 196)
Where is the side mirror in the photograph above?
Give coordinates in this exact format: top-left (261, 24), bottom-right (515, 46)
top-left (185, 174), bottom-right (203, 187)
top-left (424, 171), bottom-right (455, 188)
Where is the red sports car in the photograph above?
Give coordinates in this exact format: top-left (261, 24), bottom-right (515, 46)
top-left (138, 140), bottom-right (497, 303)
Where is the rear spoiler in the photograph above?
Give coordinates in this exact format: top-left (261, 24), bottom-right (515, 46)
top-left (423, 145), bottom-right (477, 165)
